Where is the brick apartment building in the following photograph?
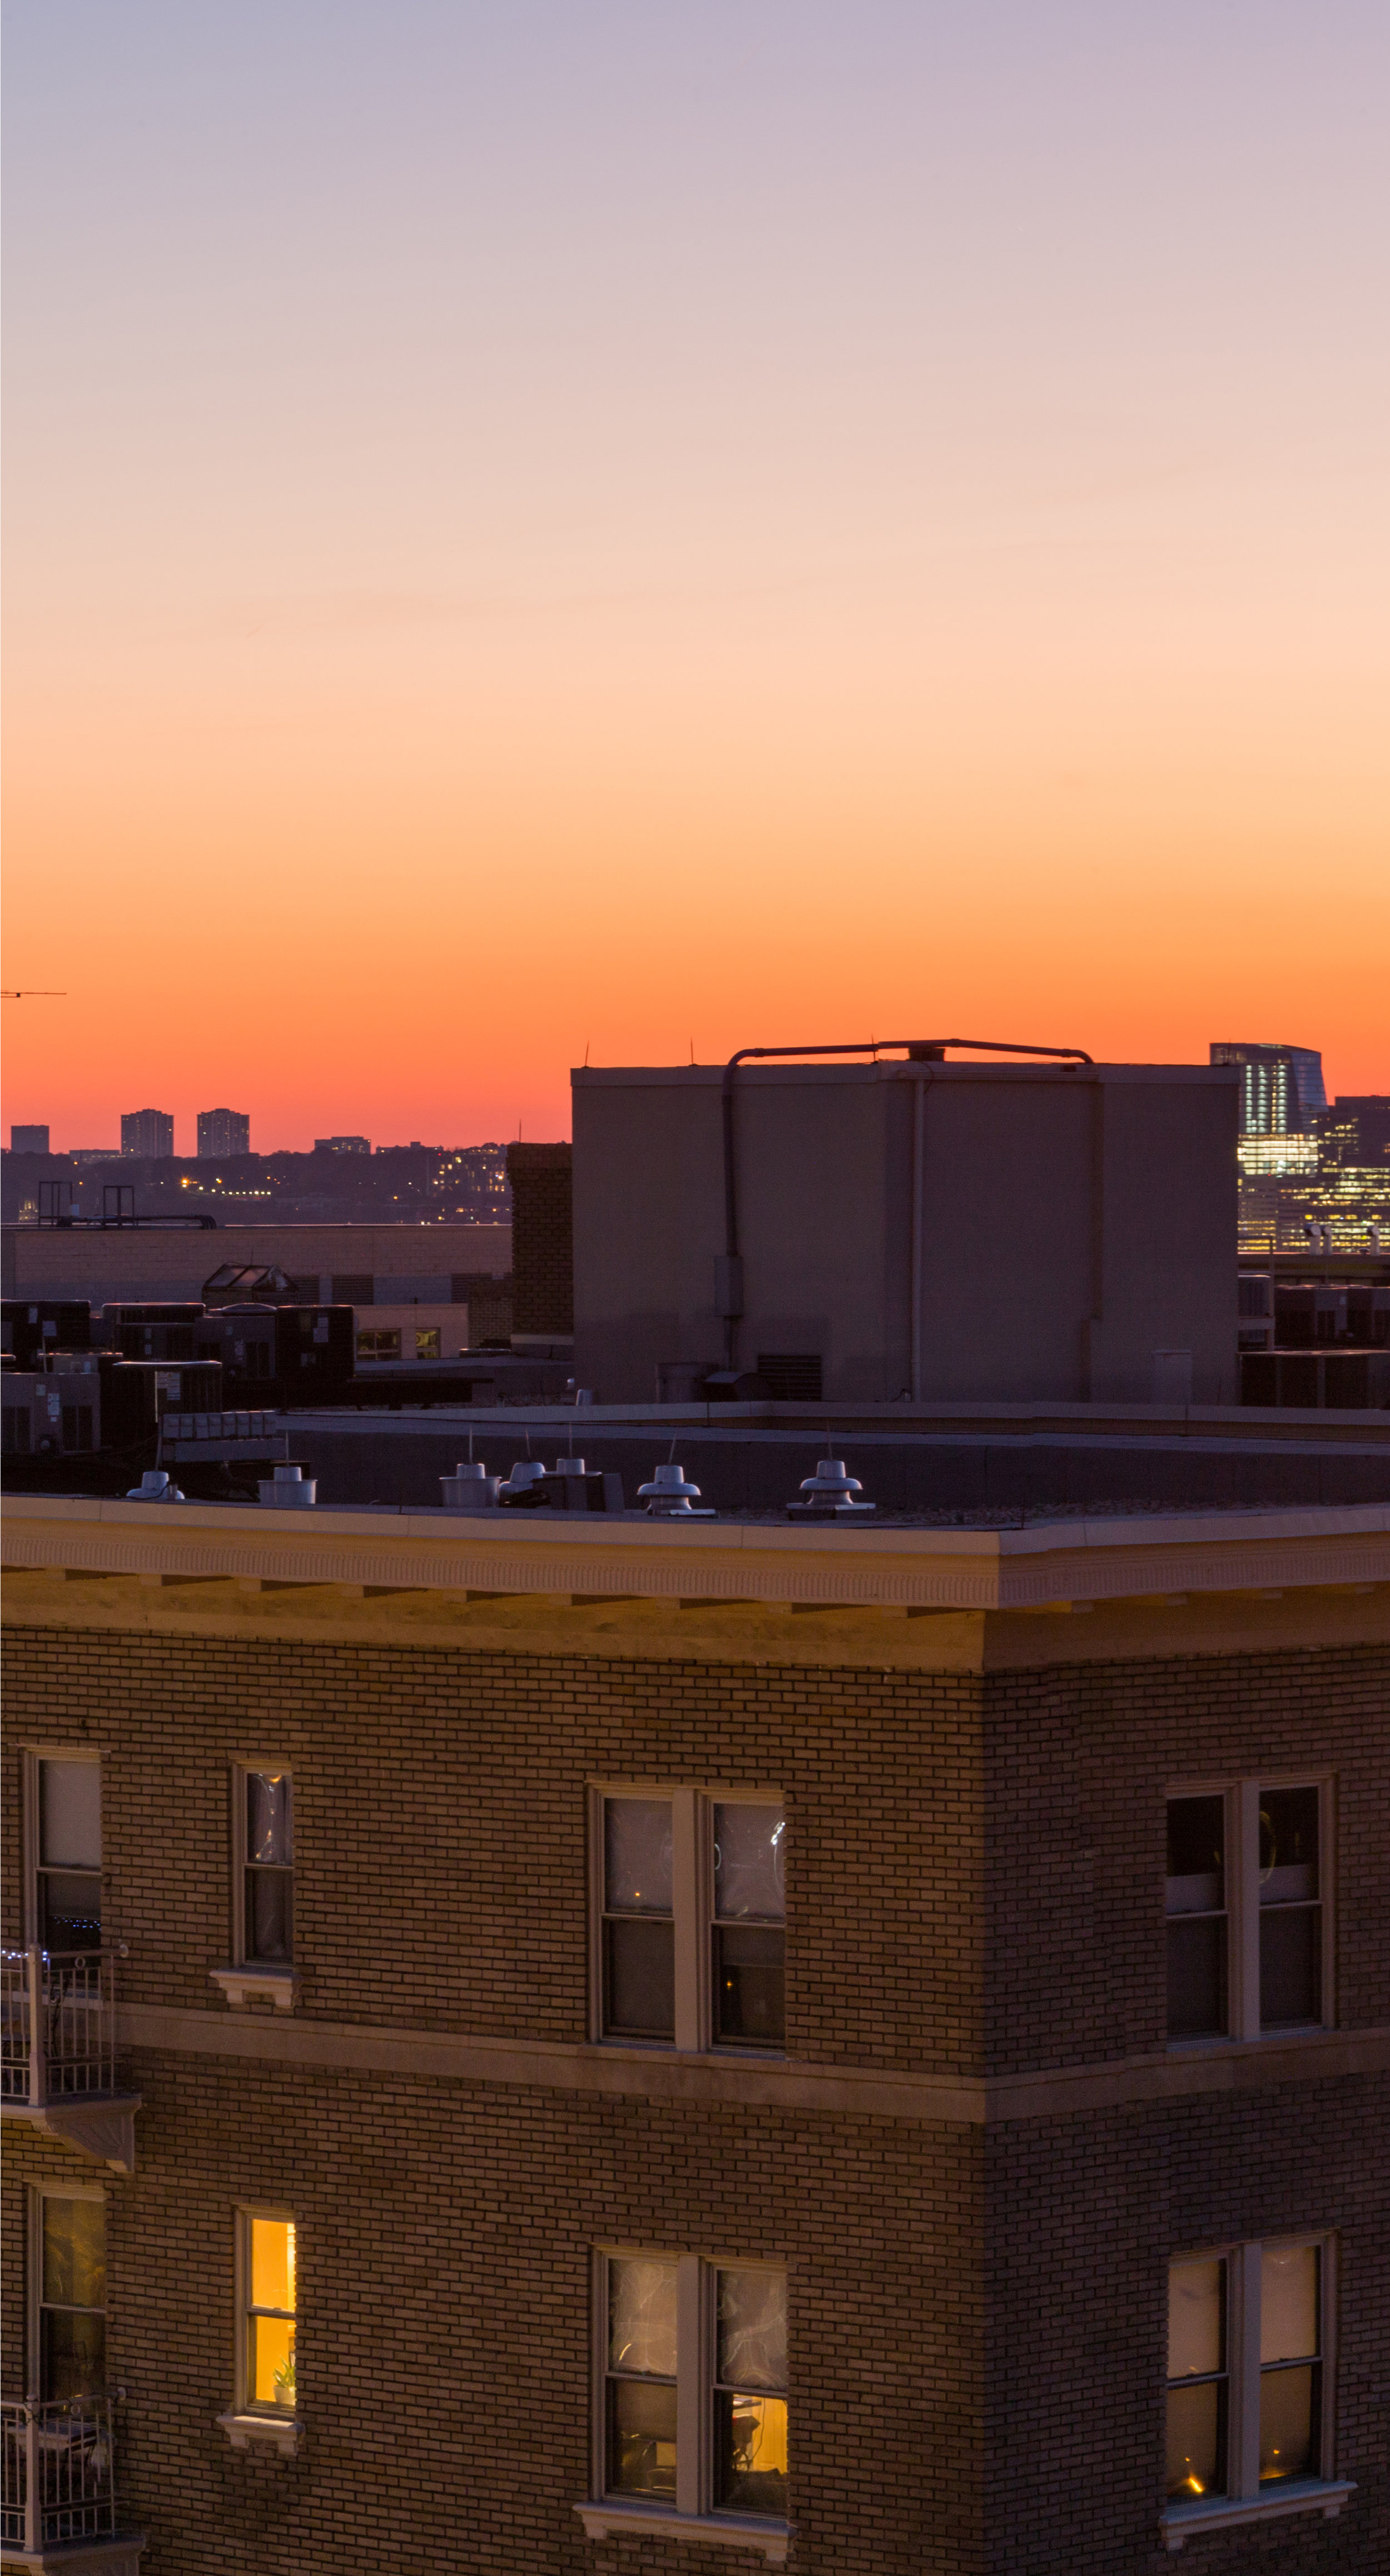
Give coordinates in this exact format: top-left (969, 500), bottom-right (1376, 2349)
top-left (2, 1490), bottom-right (1387, 2574)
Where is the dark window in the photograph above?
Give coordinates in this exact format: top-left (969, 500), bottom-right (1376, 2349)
top-left (712, 1804), bottom-right (786, 2049)
top-left (756, 1354), bottom-right (822, 1402)
top-left (1259, 2245), bottom-right (1320, 2485)
top-left (244, 1771), bottom-right (293, 1962)
top-left (602, 1799), bottom-right (674, 2041)
top-left (37, 1761), bottom-right (101, 1953)
top-left (1259, 1787), bottom-right (1322, 2027)
top-left (1166, 1796), bottom-right (1227, 2039)
top-left (39, 2197), bottom-right (106, 2403)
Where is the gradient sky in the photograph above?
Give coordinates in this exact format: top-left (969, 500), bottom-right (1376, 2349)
top-left (4, 1), bottom-right (1387, 1151)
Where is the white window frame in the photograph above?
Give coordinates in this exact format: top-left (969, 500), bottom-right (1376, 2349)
top-left (587, 1785), bottom-right (786, 2057)
top-left (210, 1762), bottom-right (297, 2013)
top-left (22, 1747), bottom-right (102, 1949)
top-left (1165, 1774), bottom-right (1334, 2044)
top-left (578, 2246), bottom-right (790, 2560)
top-left (27, 2182), bottom-right (106, 2404)
top-left (1161, 2234), bottom-right (1353, 2549)
top-left (217, 2203), bottom-right (300, 2456)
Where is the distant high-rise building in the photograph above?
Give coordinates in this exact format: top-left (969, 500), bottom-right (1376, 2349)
top-left (121, 1108), bottom-right (175, 1159)
top-left (9, 1123), bottom-right (49, 1154)
top-left (313, 1135), bottom-right (371, 1154)
top-left (197, 1107), bottom-right (251, 1159)
top-left (1315, 1096), bottom-right (1390, 1169)
top-left (1209, 1042), bottom-right (1327, 1136)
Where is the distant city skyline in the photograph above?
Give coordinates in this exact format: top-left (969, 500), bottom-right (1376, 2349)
top-left (6, 1049), bottom-right (1386, 1161)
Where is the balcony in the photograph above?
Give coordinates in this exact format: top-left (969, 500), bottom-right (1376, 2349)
top-left (0, 1952), bottom-right (140, 2173)
top-left (1, 2398), bottom-right (144, 2574)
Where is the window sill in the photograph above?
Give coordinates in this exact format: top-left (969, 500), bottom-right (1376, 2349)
top-left (216, 2411), bottom-right (300, 2457)
top-left (592, 2038), bottom-right (787, 2065)
top-left (1160, 2478), bottom-right (1355, 2550)
top-left (209, 1966), bottom-right (297, 2014)
top-left (575, 2502), bottom-right (790, 2562)
top-left (1166, 2024), bottom-right (1332, 2054)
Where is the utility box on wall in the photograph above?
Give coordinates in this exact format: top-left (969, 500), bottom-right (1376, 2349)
top-left (572, 1058), bottom-right (1240, 1407)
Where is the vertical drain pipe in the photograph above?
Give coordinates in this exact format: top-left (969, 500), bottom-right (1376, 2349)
top-left (911, 1073), bottom-right (925, 1403)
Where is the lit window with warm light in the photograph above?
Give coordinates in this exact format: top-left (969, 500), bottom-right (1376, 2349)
top-left (242, 2213), bottom-right (297, 2415)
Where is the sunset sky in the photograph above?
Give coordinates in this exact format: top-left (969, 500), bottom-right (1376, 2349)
top-left (4, 1), bottom-right (1387, 1151)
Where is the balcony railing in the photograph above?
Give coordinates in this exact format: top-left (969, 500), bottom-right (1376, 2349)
top-left (1, 2397), bottom-right (117, 2550)
top-left (1, 1947), bottom-right (117, 2106)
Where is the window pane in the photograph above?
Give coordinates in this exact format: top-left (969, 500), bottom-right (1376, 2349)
top-left (713, 1925), bottom-right (786, 2047)
top-left (1166, 1916), bottom-right (1227, 2038)
top-left (1166, 1796), bottom-right (1223, 1911)
top-left (246, 1870), bottom-right (293, 1963)
top-left (604, 1800), bottom-right (672, 1914)
top-left (716, 2391), bottom-right (788, 2518)
top-left (607, 2376), bottom-right (678, 2496)
top-left (714, 1805), bottom-right (786, 1922)
top-left (1167, 2259), bottom-right (1224, 2381)
top-left (250, 2217), bottom-right (296, 2315)
top-left (1259, 1907), bottom-right (1321, 2027)
top-left (39, 2307), bottom-right (107, 2405)
top-left (608, 2258), bottom-right (677, 2379)
top-left (246, 1772), bottom-right (292, 1865)
top-left (1259, 2364), bottom-right (1318, 2484)
top-left (717, 2268), bottom-right (787, 2393)
top-left (1166, 2380), bottom-right (1226, 2501)
top-left (603, 1917), bottom-right (675, 2038)
top-left (249, 2314), bottom-right (297, 2409)
top-left (1261, 2245), bottom-right (1318, 2364)
top-left (38, 1871), bottom-right (102, 1953)
top-left (43, 2200), bottom-right (106, 2312)
top-left (1259, 1788), bottom-right (1318, 1900)
top-left (39, 1762), bottom-right (101, 1871)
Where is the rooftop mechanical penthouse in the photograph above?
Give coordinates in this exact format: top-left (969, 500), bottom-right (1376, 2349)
top-left (572, 1044), bottom-right (1240, 1409)
top-left (2, 1490), bottom-right (1387, 2575)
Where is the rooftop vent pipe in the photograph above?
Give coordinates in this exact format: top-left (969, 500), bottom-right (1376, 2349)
top-left (719, 1035), bottom-right (1094, 1364)
top-left (637, 1462), bottom-right (714, 1517)
top-left (787, 1457), bottom-right (875, 1517)
top-left (258, 1462), bottom-right (316, 1508)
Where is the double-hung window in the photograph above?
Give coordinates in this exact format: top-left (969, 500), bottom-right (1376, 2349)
top-left (239, 1770), bottom-right (294, 1964)
top-left (593, 1789), bottom-right (786, 2055)
top-left (214, 1768), bottom-right (296, 2012)
top-left (1165, 1779), bottom-right (1331, 2043)
top-left (590, 2251), bottom-right (788, 2540)
top-left (32, 2190), bottom-right (106, 2403)
top-left (1163, 2239), bottom-right (1350, 2543)
top-left (29, 1755), bottom-right (102, 1954)
top-left (240, 2211), bottom-right (297, 2414)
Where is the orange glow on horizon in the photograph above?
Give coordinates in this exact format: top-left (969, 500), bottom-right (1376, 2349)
top-left (3, 6), bottom-right (1386, 1148)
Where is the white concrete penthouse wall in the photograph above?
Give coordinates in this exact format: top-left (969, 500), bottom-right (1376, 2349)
top-left (571, 1061), bottom-right (1239, 1405)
